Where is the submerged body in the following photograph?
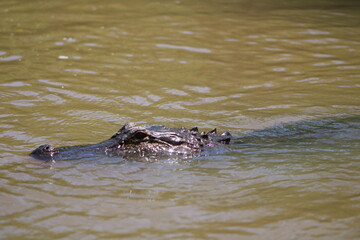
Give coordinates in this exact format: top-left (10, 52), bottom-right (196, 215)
top-left (30, 123), bottom-right (231, 161)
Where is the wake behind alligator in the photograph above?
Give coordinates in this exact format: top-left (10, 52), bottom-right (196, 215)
top-left (30, 123), bottom-right (232, 161)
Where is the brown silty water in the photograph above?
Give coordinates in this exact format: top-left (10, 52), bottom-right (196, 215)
top-left (0, 0), bottom-right (359, 239)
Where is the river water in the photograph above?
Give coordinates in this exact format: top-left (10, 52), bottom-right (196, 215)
top-left (1, 0), bottom-right (360, 239)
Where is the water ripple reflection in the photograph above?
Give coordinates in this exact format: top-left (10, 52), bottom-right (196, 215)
top-left (0, 55), bottom-right (22, 62)
top-left (1, 0), bottom-right (360, 239)
top-left (156, 43), bottom-right (212, 53)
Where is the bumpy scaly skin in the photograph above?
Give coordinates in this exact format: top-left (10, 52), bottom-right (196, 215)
top-left (30, 123), bottom-right (231, 161)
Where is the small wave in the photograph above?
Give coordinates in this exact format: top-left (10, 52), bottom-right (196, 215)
top-left (155, 44), bottom-right (212, 53)
top-left (237, 116), bottom-right (360, 142)
top-left (0, 55), bottom-right (22, 62)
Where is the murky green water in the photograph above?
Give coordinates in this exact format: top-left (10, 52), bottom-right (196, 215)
top-left (1, 0), bottom-right (360, 239)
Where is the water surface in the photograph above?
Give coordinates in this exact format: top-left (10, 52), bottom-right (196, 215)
top-left (1, 0), bottom-right (360, 239)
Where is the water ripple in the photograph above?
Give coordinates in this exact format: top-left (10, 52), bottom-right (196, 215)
top-left (155, 44), bottom-right (212, 53)
top-left (64, 69), bottom-right (98, 75)
top-left (0, 55), bottom-right (22, 62)
top-left (1, 1), bottom-right (360, 239)
top-left (0, 81), bottom-right (30, 87)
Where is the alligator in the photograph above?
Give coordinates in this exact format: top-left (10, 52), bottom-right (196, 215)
top-left (30, 123), bottom-right (232, 161)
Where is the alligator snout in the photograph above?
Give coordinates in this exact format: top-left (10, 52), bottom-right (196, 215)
top-left (30, 144), bottom-right (58, 160)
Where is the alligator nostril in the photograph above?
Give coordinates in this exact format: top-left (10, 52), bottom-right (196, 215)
top-left (41, 144), bottom-right (52, 152)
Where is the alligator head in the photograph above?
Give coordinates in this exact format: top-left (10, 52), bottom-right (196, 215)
top-left (30, 123), bottom-right (232, 161)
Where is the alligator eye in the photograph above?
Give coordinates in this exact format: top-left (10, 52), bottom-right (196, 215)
top-left (133, 131), bottom-right (148, 140)
top-left (41, 144), bottom-right (53, 152)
